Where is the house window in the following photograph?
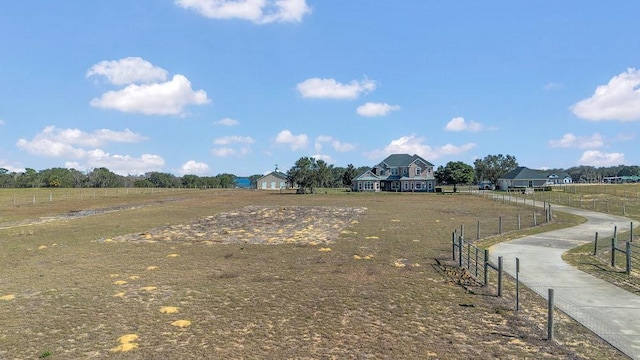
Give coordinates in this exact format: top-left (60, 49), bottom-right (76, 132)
top-left (261, 181), bottom-right (267, 189)
top-left (404, 182), bottom-right (409, 190)
top-left (376, 182), bottom-right (379, 190)
top-left (358, 182), bottom-right (362, 190)
top-left (415, 182), bottom-right (422, 190)
top-left (392, 168), bottom-right (398, 175)
top-left (403, 168), bottom-right (408, 175)
top-left (364, 181), bottom-right (374, 190)
top-left (380, 170), bottom-right (385, 175)
top-left (391, 182), bottom-right (399, 190)
top-left (416, 167), bottom-right (421, 176)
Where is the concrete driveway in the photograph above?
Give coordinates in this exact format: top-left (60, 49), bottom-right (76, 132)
top-left (489, 204), bottom-right (640, 359)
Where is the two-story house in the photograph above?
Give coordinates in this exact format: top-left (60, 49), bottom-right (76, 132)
top-left (352, 154), bottom-right (436, 192)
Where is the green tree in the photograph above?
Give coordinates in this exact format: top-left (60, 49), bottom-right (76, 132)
top-left (16, 168), bottom-right (41, 188)
top-left (215, 173), bottom-right (237, 188)
top-left (473, 154), bottom-right (518, 184)
top-left (248, 174), bottom-right (262, 189)
top-left (87, 167), bottom-right (124, 188)
top-left (314, 159), bottom-right (333, 188)
top-left (435, 161), bottom-right (475, 192)
top-left (287, 157), bottom-right (318, 194)
top-left (148, 172), bottom-right (178, 188)
top-left (342, 164), bottom-right (357, 187)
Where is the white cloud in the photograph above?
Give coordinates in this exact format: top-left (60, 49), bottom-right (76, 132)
top-left (548, 133), bottom-right (603, 149)
top-left (314, 135), bottom-right (355, 153)
top-left (311, 154), bottom-right (334, 164)
top-left (16, 126), bottom-right (162, 175)
top-left (90, 74), bottom-right (210, 116)
top-left (213, 135), bottom-right (254, 145)
top-left (175, 0), bottom-right (311, 24)
top-left (0, 162), bottom-right (25, 173)
top-left (444, 117), bottom-right (484, 132)
top-left (178, 160), bottom-right (211, 175)
top-left (356, 102), bottom-right (400, 117)
top-left (297, 77), bottom-right (376, 99)
top-left (211, 147), bottom-right (250, 157)
top-left (544, 82), bottom-right (564, 90)
top-left (16, 126), bottom-right (147, 158)
top-left (214, 117), bottom-right (239, 126)
top-left (578, 150), bottom-right (626, 167)
top-left (65, 151), bottom-right (165, 176)
top-left (364, 135), bottom-right (476, 161)
top-left (86, 57), bottom-right (168, 85)
top-left (571, 68), bottom-right (640, 121)
top-left (275, 129), bottom-right (308, 150)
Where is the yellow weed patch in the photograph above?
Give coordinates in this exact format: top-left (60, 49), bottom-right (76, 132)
top-left (113, 292), bottom-right (126, 298)
top-left (146, 266), bottom-right (158, 271)
top-left (111, 334), bottom-right (139, 352)
top-left (394, 260), bottom-right (406, 268)
top-left (110, 274), bottom-right (120, 278)
top-left (128, 276), bottom-right (140, 280)
top-left (166, 253), bottom-right (179, 258)
top-left (38, 245), bottom-right (47, 250)
top-left (365, 236), bottom-right (379, 239)
top-left (113, 280), bottom-right (128, 286)
top-left (318, 247), bottom-right (332, 252)
top-left (160, 306), bottom-right (179, 314)
top-left (353, 255), bottom-right (362, 260)
top-left (171, 320), bottom-right (191, 328)
top-left (104, 238), bottom-right (114, 243)
top-left (0, 294), bottom-right (16, 301)
top-left (140, 286), bottom-right (157, 292)
top-left (363, 255), bottom-right (373, 260)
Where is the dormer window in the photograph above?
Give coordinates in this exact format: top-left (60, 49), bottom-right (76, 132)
top-left (416, 167), bottom-right (421, 176)
top-left (392, 168), bottom-right (398, 175)
top-left (403, 168), bottom-right (407, 175)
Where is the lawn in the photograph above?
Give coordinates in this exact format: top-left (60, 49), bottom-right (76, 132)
top-left (0, 189), bottom-right (626, 359)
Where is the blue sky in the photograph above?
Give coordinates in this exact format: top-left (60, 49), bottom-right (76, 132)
top-left (1, 1), bottom-right (639, 177)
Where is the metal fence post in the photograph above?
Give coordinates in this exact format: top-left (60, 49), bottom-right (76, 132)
top-left (476, 220), bottom-right (480, 240)
top-left (515, 257), bottom-right (520, 311)
top-left (483, 249), bottom-right (489, 286)
top-left (611, 238), bottom-right (616, 267)
top-left (499, 216), bottom-right (503, 234)
top-left (458, 236), bottom-right (463, 267)
top-left (593, 232), bottom-right (599, 256)
top-left (497, 256), bottom-right (503, 297)
top-left (452, 231), bottom-right (456, 260)
top-left (626, 242), bottom-right (631, 275)
top-left (517, 213), bottom-right (521, 230)
top-left (548, 289), bottom-right (554, 341)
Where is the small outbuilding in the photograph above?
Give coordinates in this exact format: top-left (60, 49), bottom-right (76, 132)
top-left (256, 171), bottom-right (291, 190)
top-left (497, 167), bottom-right (572, 191)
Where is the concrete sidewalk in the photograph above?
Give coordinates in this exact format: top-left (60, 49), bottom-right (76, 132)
top-left (490, 203), bottom-right (640, 359)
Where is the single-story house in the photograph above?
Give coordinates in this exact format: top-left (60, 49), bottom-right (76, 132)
top-left (256, 171), bottom-right (292, 190)
top-left (497, 167), bottom-right (572, 191)
top-left (352, 154), bottom-right (436, 192)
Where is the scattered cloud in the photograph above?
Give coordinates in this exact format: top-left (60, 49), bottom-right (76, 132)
top-left (548, 133), bottom-right (604, 149)
top-left (86, 57), bottom-right (168, 85)
top-left (544, 82), bottom-right (564, 90)
top-left (214, 117), bottom-right (239, 126)
top-left (175, 0), bottom-right (311, 24)
top-left (0, 162), bottom-right (24, 173)
top-left (275, 129), bottom-right (308, 150)
top-left (616, 133), bottom-right (635, 141)
top-left (88, 58), bottom-right (210, 116)
top-left (314, 135), bottom-right (355, 153)
top-left (65, 152), bottom-right (165, 175)
top-left (364, 134), bottom-right (476, 161)
top-left (571, 68), bottom-right (640, 121)
top-left (211, 135), bottom-right (253, 157)
top-left (312, 154), bottom-right (334, 164)
top-left (16, 126), bottom-right (162, 175)
top-left (213, 135), bottom-right (254, 145)
top-left (578, 150), bottom-right (626, 167)
top-left (178, 160), bottom-right (210, 175)
top-left (356, 102), bottom-right (400, 117)
top-left (90, 74), bottom-right (210, 116)
top-left (297, 77), bottom-right (376, 99)
top-left (444, 117), bottom-right (485, 132)
top-left (16, 126), bottom-right (146, 157)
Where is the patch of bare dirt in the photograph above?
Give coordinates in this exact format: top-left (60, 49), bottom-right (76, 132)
top-left (102, 206), bottom-right (367, 245)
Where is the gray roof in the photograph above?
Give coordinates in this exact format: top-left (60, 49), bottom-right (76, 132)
top-left (258, 171), bottom-right (288, 180)
top-left (500, 167), bottom-right (571, 180)
top-left (379, 154), bottom-right (434, 168)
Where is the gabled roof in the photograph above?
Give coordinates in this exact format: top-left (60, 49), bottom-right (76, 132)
top-left (500, 167), bottom-right (571, 181)
top-left (258, 171), bottom-right (288, 180)
top-left (353, 170), bottom-right (381, 181)
top-left (378, 154), bottom-right (434, 168)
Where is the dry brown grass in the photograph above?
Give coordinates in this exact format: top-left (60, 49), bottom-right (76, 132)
top-left (0, 189), bottom-right (627, 359)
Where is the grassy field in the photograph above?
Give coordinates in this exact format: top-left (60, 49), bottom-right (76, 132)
top-left (0, 189), bottom-right (627, 359)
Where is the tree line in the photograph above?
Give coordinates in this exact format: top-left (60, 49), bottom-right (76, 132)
top-left (1, 155), bottom-right (637, 190)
